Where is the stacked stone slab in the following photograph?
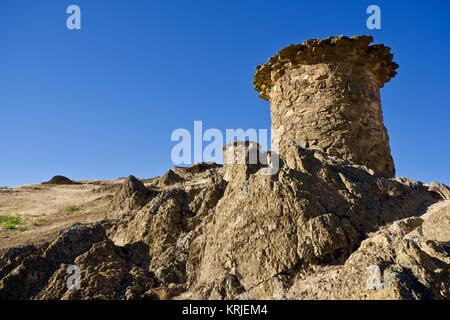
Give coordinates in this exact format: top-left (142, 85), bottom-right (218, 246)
top-left (254, 35), bottom-right (398, 177)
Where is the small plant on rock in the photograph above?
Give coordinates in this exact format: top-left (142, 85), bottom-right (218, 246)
top-left (0, 214), bottom-right (23, 230)
top-left (66, 205), bottom-right (82, 214)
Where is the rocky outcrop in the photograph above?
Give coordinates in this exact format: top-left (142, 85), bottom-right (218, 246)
top-left (35, 240), bottom-right (156, 300)
top-left (0, 223), bottom-right (108, 299)
top-left (181, 145), bottom-right (445, 299)
top-left (43, 175), bottom-right (79, 185)
top-left (158, 169), bottom-right (184, 186)
top-left (1, 150), bottom-right (448, 300)
top-left (111, 165), bottom-right (227, 284)
top-left (0, 36), bottom-right (448, 300)
top-left (0, 223), bottom-right (157, 300)
top-left (330, 206), bottom-right (450, 300)
top-left (110, 175), bottom-right (156, 215)
top-left (231, 202), bottom-right (450, 300)
top-left (286, 203), bottom-right (449, 300)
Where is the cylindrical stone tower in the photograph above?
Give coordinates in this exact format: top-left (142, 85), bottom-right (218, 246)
top-left (253, 35), bottom-right (398, 177)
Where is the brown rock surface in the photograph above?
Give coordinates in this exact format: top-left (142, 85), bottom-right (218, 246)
top-left (0, 36), bottom-right (448, 300)
top-left (110, 175), bottom-right (156, 215)
top-left (181, 146), bottom-right (445, 299)
top-left (43, 175), bottom-right (79, 185)
top-left (0, 151), bottom-right (448, 299)
top-left (254, 35), bottom-right (396, 177)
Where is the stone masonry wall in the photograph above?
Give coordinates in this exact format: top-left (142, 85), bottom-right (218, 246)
top-left (269, 63), bottom-right (394, 176)
top-left (254, 36), bottom-right (398, 177)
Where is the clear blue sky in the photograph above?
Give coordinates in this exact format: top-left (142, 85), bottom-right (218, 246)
top-left (1, 0), bottom-right (449, 186)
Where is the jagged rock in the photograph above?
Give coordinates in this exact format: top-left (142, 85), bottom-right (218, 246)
top-left (112, 174), bottom-right (227, 285)
top-left (159, 169), bottom-right (184, 186)
top-left (110, 175), bottom-right (155, 214)
top-left (0, 245), bottom-right (37, 279)
top-left (327, 205), bottom-right (450, 300)
top-left (427, 182), bottom-right (450, 200)
top-left (35, 240), bottom-right (156, 300)
top-left (2, 149), bottom-right (448, 300)
top-left (43, 175), bottom-right (79, 185)
top-left (1, 245), bottom-right (36, 262)
top-left (0, 223), bottom-right (108, 300)
top-left (226, 203), bottom-right (450, 300)
top-left (186, 145), bottom-right (442, 299)
top-left (421, 204), bottom-right (450, 243)
top-left (0, 222), bottom-right (158, 300)
top-left (144, 283), bottom-right (186, 300)
top-left (182, 163), bottom-right (222, 173)
top-left (0, 35), bottom-right (448, 301)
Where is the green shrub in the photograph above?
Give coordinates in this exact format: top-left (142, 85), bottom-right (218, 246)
top-left (31, 218), bottom-right (45, 227)
top-left (66, 205), bottom-right (82, 214)
top-left (0, 215), bottom-right (22, 230)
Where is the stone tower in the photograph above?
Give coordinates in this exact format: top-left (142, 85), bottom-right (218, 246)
top-left (253, 35), bottom-right (398, 177)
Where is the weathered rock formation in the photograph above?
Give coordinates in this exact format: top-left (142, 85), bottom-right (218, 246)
top-left (281, 202), bottom-right (450, 300)
top-left (110, 175), bottom-right (156, 215)
top-left (0, 223), bottom-right (156, 300)
top-left (254, 35), bottom-right (397, 177)
top-left (184, 145), bottom-right (446, 299)
top-left (43, 175), bottom-right (79, 185)
top-left (0, 36), bottom-right (448, 300)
